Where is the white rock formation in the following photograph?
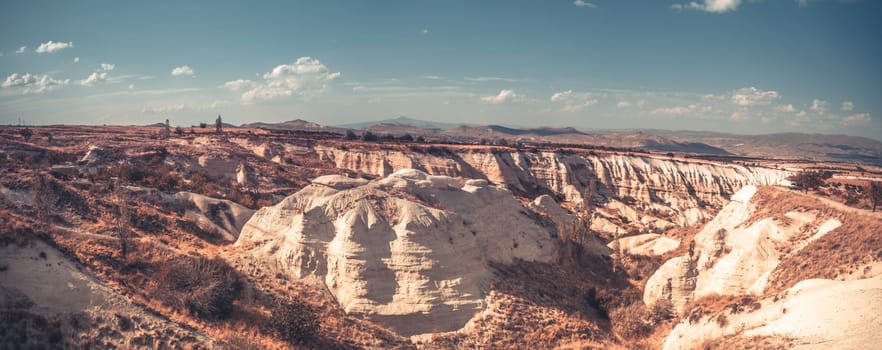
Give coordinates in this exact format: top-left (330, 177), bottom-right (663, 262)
top-left (644, 185), bottom-right (844, 311)
top-left (235, 169), bottom-right (559, 336)
top-left (610, 233), bottom-right (680, 256)
top-left (662, 275), bottom-right (882, 350)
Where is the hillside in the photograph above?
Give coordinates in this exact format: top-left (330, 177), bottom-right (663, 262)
top-left (1, 125), bottom-right (879, 349)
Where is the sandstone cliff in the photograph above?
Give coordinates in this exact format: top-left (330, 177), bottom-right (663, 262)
top-left (314, 146), bottom-right (788, 232)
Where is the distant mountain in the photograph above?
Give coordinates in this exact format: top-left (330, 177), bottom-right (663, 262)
top-left (486, 125), bottom-right (584, 136)
top-left (241, 119), bottom-right (345, 133)
top-left (646, 130), bottom-right (882, 166)
top-left (338, 116), bottom-right (470, 130)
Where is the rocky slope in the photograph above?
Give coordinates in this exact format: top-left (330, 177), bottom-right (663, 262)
top-left (234, 169), bottom-right (564, 336)
top-left (642, 186), bottom-right (882, 348)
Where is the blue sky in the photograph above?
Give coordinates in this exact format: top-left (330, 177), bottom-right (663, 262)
top-left (1, 0), bottom-right (881, 139)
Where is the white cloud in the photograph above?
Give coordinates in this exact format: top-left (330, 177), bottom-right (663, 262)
top-left (171, 65), bottom-right (195, 76)
top-left (775, 104), bottom-right (796, 113)
top-left (652, 105), bottom-right (697, 115)
top-left (616, 101), bottom-right (631, 108)
top-left (673, 0), bottom-right (742, 13)
top-left (651, 104), bottom-right (713, 116)
top-left (142, 104), bottom-right (187, 114)
top-left (841, 113), bottom-right (870, 126)
top-left (210, 100), bottom-right (232, 110)
top-left (729, 110), bottom-right (751, 121)
top-left (2, 73), bottom-right (70, 94)
top-left (15, 46), bottom-right (26, 54)
top-left (73, 57), bottom-right (80, 63)
top-left (76, 63), bottom-right (117, 86)
top-left (225, 57), bottom-right (341, 104)
top-left (421, 29), bottom-right (429, 35)
top-left (421, 75), bottom-right (442, 80)
top-left (77, 72), bottom-right (109, 86)
top-left (128, 84), bottom-right (135, 90)
top-left (841, 101), bottom-right (854, 112)
top-left (221, 79), bottom-right (256, 91)
top-left (35, 41), bottom-right (73, 53)
top-left (574, 0), bottom-right (597, 8)
top-left (550, 90), bottom-right (597, 112)
top-left (810, 98), bottom-right (828, 112)
top-left (637, 99), bottom-right (647, 108)
top-left (481, 89), bottom-right (522, 104)
top-left (731, 86), bottom-right (780, 106)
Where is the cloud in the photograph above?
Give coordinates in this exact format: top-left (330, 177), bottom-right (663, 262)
top-left (672, 0), bottom-right (742, 13)
top-left (729, 110), bottom-right (751, 121)
top-left (2, 73), bottom-right (70, 94)
top-left (142, 104), bottom-right (187, 114)
top-left (35, 41), bottom-right (73, 53)
top-left (731, 87), bottom-right (780, 106)
top-left (225, 57), bottom-right (341, 104)
top-left (221, 79), bottom-right (256, 91)
top-left (550, 90), bottom-right (597, 112)
top-left (421, 29), bottom-right (429, 35)
top-left (171, 65), bottom-right (195, 76)
top-left (573, 0), bottom-right (597, 7)
top-left (651, 104), bottom-right (713, 115)
top-left (775, 104), bottom-right (796, 113)
top-left (841, 101), bottom-right (854, 112)
top-left (616, 101), bottom-right (631, 108)
top-left (15, 46), bottom-right (26, 54)
top-left (420, 75), bottom-right (442, 80)
top-left (841, 113), bottom-right (870, 126)
top-left (651, 105), bottom-right (698, 115)
top-left (76, 63), bottom-right (117, 86)
top-left (481, 89), bottom-right (522, 104)
top-left (78, 72), bottom-right (109, 86)
top-left (73, 57), bottom-right (79, 63)
top-left (210, 100), bottom-right (232, 110)
top-left (810, 98), bottom-right (828, 113)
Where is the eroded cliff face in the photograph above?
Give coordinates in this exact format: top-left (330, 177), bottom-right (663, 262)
top-left (234, 170), bottom-right (560, 336)
top-left (643, 186), bottom-right (845, 312)
top-left (315, 146), bottom-right (789, 233)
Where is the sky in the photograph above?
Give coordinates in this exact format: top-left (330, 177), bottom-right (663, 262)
top-left (1, 0), bottom-right (881, 140)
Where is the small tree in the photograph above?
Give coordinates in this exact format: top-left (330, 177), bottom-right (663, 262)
top-left (113, 177), bottom-right (130, 258)
top-left (343, 130), bottom-right (357, 140)
top-left (869, 181), bottom-right (882, 212)
top-left (199, 122), bottom-right (208, 129)
top-left (788, 170), bottom-right (830, 191)
top-left (361, 131), bottom-right (378, 142)
top-left (20, 128), bottom-right (33, 142)
top-left (399, 133), bottom-right (414, 142)
top-left (32, 172), bottom-right (58, 222)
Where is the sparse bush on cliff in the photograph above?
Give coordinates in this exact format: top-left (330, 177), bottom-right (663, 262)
top-left (155, 255), bottom-right (242, 320)
top-left (269, 299), bottom-right (319, 345)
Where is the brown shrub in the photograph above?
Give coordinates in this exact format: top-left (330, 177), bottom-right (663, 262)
top-left (154, 255), bottom-right (242, 320)
top-left (268, 299), bottom-right (319, 345)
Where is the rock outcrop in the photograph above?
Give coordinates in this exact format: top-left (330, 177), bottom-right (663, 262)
top-left (235, 169), bottom-right (560, 336)
top-left (315, 146), bottom-right (788, 233)
top-left (644, 185), bottom-right (846, 311)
